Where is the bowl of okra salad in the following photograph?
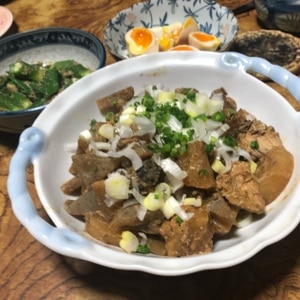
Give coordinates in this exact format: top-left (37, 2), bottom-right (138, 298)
top-left (0, 27), bottom-right (106, 133)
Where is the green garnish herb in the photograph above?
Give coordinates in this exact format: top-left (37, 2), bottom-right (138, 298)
top-left (176, 216), bottom-right (183, 224)
top-left (136, 244), bottom-right (150, 254)
top-left (194, 113), bottom-right (208, 121)
top-left (222, 135), bottom-right (237, 148)
top-left (205, 143), bottom-right (215, 154)
top-left (141, 93), bottom-right (155, 110)
top-left (139, 96), bottom-right (195, 157)
top-left (89, 118), bottom-right (97, 127)
top-left (148, 128), bottom-right (194, 158)
top-left (180, 88), bottom-right (196, 102)
top-left (211, 111), bottom-right (225, 122)
top-left (250, 140), bottom-right (259, 150)
top-left (198, 169), bottom-right (209, 176)
top-left (111, 99), bottom-right (118, 106)
top-left (92, 165), bottom-right (98, 173)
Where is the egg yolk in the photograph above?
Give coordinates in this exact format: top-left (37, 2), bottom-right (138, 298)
top-left (191, 32), bottom-right (215, 42)
top-left (130, 28), bottom-right (154, 49)
top-left (188, 31), bottom-right (221, 51)
top-left (169, 45), bottom-right (198, 51)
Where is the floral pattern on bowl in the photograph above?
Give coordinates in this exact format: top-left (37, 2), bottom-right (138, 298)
top-left (254, 0), bottom-right (300, 34)
top-left (103, 0), bottom-right (239, 59)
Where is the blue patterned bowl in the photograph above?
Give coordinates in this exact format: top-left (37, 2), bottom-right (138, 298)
top-left (0, 27), bottom-right (106, 133)
top-left (103, 0), bottom-right (239, 59)
top-left (254, 0), bottom-right (300, 34)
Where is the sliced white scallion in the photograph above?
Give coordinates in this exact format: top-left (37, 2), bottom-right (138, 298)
top-left (157, 90), bottom-right (176, 104)
top-left (105, 172), bottom-right (130, 200)
top-left (236, 211), bottom-right (253, 228)
top-left (119, 113), bottom-right (135, 125)
top-left (161, 196), bottom-right (176, 219)
top-left (137, 204), bottom-right (147, 221)
top-left (155, 182), bottom-right (171, 201)
top-left (163, 196), bottom-right (194, 221)
top-left (98, 123), bottom-right (115, 140)
top-left (182, 196), bottom-right (202, 207)
top-left (160, 158), bottom-right (187, 180)
top-left (118, 125), bottom-right (133, 138)
top-left (143, 192), bottom-right (164, 211)
top-left (211, 159), bottom-right (226, 174)
top-left (250, 160), bottom-right (257, 174)
top-left (159, 158), bottom-right (187, 192)
top-left (119, 231), bottom-right (139, 253)
top-left (167, 115), bottom-right (183, 132)
top-left (107, 145), bottom-right (143, 170)
top-left (93, 142), bottom-right (111, 151)
top-left (134, 116), bottom-right (156, 137)
top-left (206, 98), bottom-right (224, 116)
top-left (79, 129), bottom-right (92, 142)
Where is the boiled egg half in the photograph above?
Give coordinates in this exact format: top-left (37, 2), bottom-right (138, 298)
top-left (188, 31), bottom-right (221, 51)
top-left (125, 27), bottom-right (159, 56)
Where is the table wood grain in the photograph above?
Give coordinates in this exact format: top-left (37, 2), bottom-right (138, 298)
top-left (1, 1), bottom-right (300, 299)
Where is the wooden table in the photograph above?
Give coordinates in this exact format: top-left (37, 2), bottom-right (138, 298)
top-left (1, 1), bottom-right (300, 299)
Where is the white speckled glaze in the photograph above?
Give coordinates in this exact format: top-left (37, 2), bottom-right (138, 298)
top-left (103, 0), bottom-right (239, 59)
top-left (7, 51), bottom-right (300, 276)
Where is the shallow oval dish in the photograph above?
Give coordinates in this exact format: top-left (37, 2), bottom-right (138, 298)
top-left (7, 51), bottom-right (300, 276)
top-left (0, 27), bottom-right (106, 133)
top-left (103, 0), bottom-right (238, 59)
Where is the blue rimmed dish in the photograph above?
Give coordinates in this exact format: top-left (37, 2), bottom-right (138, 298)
top-left (103, 0), bottom-right (239, 60)
top-left (0, 27), bottom-right (106, 133)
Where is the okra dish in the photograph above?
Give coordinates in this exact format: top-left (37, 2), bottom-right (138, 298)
top-left (62, 85), bottom-right (294, 257)
top-left (0, 60), bottom-right (91, 112)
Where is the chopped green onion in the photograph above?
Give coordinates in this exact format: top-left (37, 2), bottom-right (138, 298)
top-left (136, 244), bottom-right (150, 254)
top-left (89, 118), bottom-right (97, 127)
top-left (205, 143), bottom-right (215, 154)
top-left (211, 111), bottom-right (225, 122)
top-left (250, 140), bottom-right (259, 150)
top-left (198, 169), bottom-right (209, 176)
top-left (222, 135), bottom-right (237, 148)
top-left (176, 216), bottom-right (184, 224)
top-left (105, 112), bottom-right (115, 122)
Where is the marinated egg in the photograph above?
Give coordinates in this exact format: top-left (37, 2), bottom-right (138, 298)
top-left (188, 31), bottom-right (221, 51)
top-left (169, 44), bottom-right (199, 51)
top-left (151, 23), bottom-right (182, 51)
top-left (176, 16), bottom-right (199, 45)
top-left (125, 27), bottom-right (159, 56)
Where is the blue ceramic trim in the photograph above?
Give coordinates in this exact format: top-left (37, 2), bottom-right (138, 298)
top-left (0, 27), bottom-right (106, 67)
top-left (220, 52), bottom-right (300, 101)
top-left (7, 127), bottom-right (91, 256)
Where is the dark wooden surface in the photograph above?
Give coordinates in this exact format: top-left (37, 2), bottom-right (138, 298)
top-left (1, 1), bottom-right (300, 299)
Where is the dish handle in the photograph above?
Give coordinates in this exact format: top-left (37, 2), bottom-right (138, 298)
top-left (7, 127), bottom-right (91, 257)
top-left (220, 52), bottom-right (300, 102)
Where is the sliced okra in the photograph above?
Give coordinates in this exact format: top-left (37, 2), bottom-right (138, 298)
top-left (0, 90), bottom-right (32, 111)
top-left (52, 60), bottom-right (91, 78)
top-left (8, 60), bottom-right (45, 82)
top-left (42, 68), bottom-right (60, 99)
